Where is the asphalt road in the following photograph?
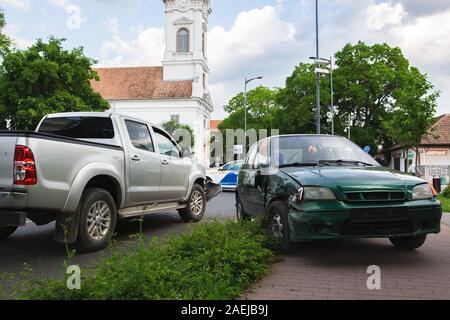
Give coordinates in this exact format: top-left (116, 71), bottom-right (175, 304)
top-left (0, 191), bottom-right (236, 279)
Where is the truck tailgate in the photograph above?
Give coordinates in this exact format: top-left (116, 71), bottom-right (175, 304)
top-left (0, 133), bottom-right (17, 189)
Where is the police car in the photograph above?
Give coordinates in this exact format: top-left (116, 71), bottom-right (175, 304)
top-left (207, 161), bottom-right (244, 191)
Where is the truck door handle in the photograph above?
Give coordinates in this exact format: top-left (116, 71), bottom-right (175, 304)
top-left (161, 160), bottom-right (169, 165)
top-left (131, 155), bottom-right (141, 161)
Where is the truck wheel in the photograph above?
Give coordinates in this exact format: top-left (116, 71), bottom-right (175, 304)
top-left (178, 184), bottom-right (206, 223)
top-left (268, 201), bottom-right (294, 253)
top-left (0, 226), bottom-right (18, 240)
top-left (389, 235), bottom-right (427, 251)
top-left (75, 188), bottom-right (117, 253)
top-left (236, 197), bottom-right (251, 221)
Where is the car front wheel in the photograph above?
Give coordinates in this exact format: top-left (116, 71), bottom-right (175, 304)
top-left (0, 226), bottom-right (18, 240)
top-left (268, 201), bottom-right (293, 253)
top-left (236, 197), bottom-right (251, 222)
top-left (389, 235), bottom-right (427, 250)
top-left (179, 184), bottom-right (206, 223)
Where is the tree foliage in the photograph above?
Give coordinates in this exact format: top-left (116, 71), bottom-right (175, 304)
top-left (383, 67), bottom-right (439, 172)
top-left (0, 8), bottom-right (11, 55)
top-left (219, 41), bottom-right (438, 154)
top-left (0, 37), bottom-right (109, 130)
top-left (218, 86), bottom-right (280, 132)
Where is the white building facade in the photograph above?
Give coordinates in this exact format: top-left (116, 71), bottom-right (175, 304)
top-left (92, 0), bottom-right (213, 166)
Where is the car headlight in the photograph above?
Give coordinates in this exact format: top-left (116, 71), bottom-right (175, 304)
top-left (412, 184), bottom-right (434, 200)
top-left (304, 187), bottom-right (336, 200)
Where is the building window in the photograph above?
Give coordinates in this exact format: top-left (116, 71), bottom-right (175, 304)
top-left (171, 114), bottom-right (180, 123)
top-left (177, 28), bottom-right (189, 53)
top-left (203, 74), bottom-right (206, 89)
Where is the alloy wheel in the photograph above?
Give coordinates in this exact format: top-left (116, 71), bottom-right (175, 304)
top-left (86, 200), bottom-right (112, 241)
top-left (190, 190), bottom-right (204, 216)
top-left (272, 213), bottom-right (284, 238)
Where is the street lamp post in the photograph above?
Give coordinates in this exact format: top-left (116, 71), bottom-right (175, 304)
top-left (244, 76), bottom-right (263, 136)
top-left (330, 56), bottom-right (335, 135)
top-left (315, 0), bottom-right (320, 134)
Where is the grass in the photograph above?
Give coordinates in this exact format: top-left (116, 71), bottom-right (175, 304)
top-left (12, 220), bottom-right (274, 300)
top-left (438, 194), bottom-right (450, 213)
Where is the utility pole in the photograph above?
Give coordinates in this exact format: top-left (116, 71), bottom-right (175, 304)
top-left (315, 0), bottom-right (320, 134)
top-left (330, 56), bottom-right (334, 135)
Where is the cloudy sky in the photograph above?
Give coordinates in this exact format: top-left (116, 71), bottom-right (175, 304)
top-left (1, 0), bottom-right (449, 119)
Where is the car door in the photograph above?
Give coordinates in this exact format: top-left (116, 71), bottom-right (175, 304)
top-left (239, 144), bottom-right (258, 215)
top-left (247, 139), bottom-right (270, 215)
top-left (153, 127), bottom-right (189, 201)
top-left (124, 119), bottom-right (162, 205)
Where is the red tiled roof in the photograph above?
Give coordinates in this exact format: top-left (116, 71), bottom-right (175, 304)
top-left (210, 120), bottom-right (222, 131)
top-left (91, 66), bottom-right (192, 100)
top-left (421, 114), bottom-right (450, 145)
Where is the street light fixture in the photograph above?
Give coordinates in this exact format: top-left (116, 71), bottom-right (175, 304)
top-left (244, 76), bottom-right (263, 136)
top-left (309, 55), bottom-right (335, 135)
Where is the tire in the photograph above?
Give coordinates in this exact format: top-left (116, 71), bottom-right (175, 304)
top-left (74, 188), bottom-right (117, 253)
top-left (178, 184), bottom-right (206, 223)
top-left (0, 226), bottom-right (18, 240)
top-left (267, 201), bottom-right (294, 253)
top-left (236, 197), bottom-right (251, 222)
top-left (389, 235), bottom-right (427, 251)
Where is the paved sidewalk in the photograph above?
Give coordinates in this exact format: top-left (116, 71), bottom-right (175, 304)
top-left (245, 223), bottom-right (450, 300)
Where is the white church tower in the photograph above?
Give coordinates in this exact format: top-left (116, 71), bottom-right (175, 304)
top-left (163, 0), bottom-right (212, 100)
top-left (92, 0), bottom-right (213, 167)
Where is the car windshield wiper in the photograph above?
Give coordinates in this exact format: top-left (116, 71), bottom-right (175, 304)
top-left (319, 159), bottom-right (374, 167)
top-left (279, 161), bottom-right (324, 168)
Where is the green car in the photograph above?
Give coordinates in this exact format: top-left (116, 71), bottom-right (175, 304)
top-left (236, 135), bottom-right (442, 252)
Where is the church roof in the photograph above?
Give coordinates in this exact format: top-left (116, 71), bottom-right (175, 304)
top-left (91, 66), bottom-right (193, 101)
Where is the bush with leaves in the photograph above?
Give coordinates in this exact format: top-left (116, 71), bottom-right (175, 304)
top-left (18, 221), bottom-right (274, 300)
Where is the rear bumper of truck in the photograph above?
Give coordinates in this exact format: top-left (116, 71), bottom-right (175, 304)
top-left (0, 188), bottom-right (28, 226)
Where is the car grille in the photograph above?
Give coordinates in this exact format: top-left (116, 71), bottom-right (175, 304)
top-left (341, 206), bottom-right (411, 236)
top-left (340, 220), bottom-right (413, 236)
top-left (349, 207), bottom-right (408, 223)
top-left (344, 191), bottom-right (406, 202)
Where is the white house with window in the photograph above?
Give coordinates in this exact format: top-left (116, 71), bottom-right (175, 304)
top-left (91, 0), bottom-right (213, 167)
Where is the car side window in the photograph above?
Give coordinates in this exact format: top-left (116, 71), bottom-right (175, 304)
top-left (245, 144), bottom-right (258, 169)
top-left (153, 127), bottom-right (181, 158)
top-left (125, 120), bottom-right (155, 152)
top-left (254, 140), bottom-right (269, 169)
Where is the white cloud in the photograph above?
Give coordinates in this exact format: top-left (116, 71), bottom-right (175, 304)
top-left (105, 17), bottom-right (120, 34)
top-left (3, 23), bottom-right (32, 48)
top-left (366, 2), bottom-right (406, 31)
top-left (98, 27), bottom-right (165, 67)
top-left (48, 0), bottom-right (86, 30)
top-left (0, 0), bottom-right (31, 12)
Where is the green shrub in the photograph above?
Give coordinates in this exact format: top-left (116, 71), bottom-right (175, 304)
top-left (442, 185), bottom-right (450, 199)
top-left (20, 221), bottom-right (274, 300)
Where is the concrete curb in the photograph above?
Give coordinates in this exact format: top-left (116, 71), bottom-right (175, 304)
top-left (442, 213), bottom-right (450, 228)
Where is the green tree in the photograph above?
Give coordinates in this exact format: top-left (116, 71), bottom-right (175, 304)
top-left (275, 63), bottom-right (329, 134)
top-left (384, 68), bottom-right (439, 174)
top-left (333, 41), bottom-right (411, 150)
top-left (161, 120), bottom-right (195, 148)
top-left (0, 8), bottom-right (11, 55)
top-left (218, 86), bottom-right (279, 132)
top-left (0, 37), bottom-right (109, 130)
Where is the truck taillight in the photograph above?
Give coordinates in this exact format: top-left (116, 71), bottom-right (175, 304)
top-left (14, 145), bottom-right (37, 185)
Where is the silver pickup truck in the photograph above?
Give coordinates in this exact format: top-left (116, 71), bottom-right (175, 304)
top-left (0, 112), bottom-right (221, 252)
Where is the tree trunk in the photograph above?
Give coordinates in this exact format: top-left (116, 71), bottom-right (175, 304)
top-left (415, 146), bottom-right (421, 177)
